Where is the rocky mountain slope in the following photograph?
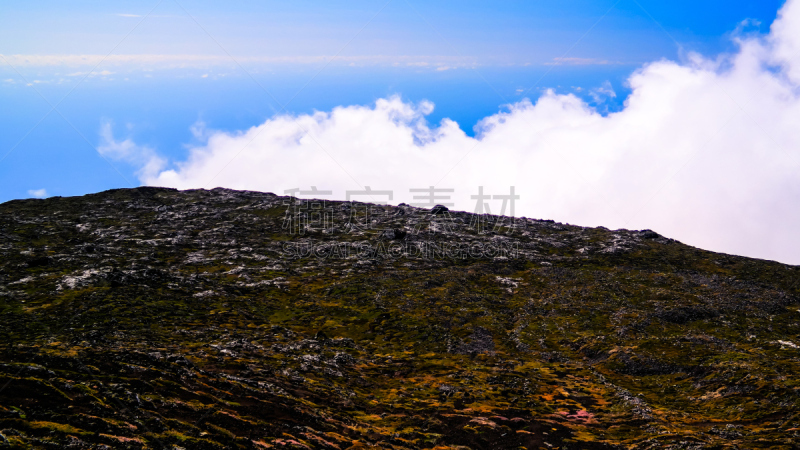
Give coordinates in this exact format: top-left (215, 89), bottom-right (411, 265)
top-left (0, 187), bottom-right (799, 449)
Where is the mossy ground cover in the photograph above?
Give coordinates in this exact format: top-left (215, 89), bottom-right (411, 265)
top-left (0, 187), bottom-right (799, 449)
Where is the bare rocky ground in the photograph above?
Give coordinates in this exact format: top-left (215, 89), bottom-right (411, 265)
top-left (0, 186), bottom-right (799, 449)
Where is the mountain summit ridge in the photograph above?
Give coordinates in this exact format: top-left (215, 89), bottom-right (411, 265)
top-left (1, 187), bottom-right (798, 449)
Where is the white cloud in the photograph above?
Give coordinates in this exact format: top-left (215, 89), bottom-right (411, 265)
top-left (589, 81), bottom-right (616, 102)
top-left (189, 120), bottom-right (209, 141)
top-left (116, 13), bottom-right (142, 18)
top-left (28, 189), bottom-right (48, 198)
top-left (110, 0), bottom-right (800, 265)
top-left (98, 122), bottom-right (166, 181)
top-left (769, 0), bottom-right (800, 84)
top-left (65, 69), bottom-right (115, 77)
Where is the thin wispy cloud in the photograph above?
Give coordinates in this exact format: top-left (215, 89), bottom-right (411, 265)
top-left (28, 189), bottom-right (48, 198)
top-left (65, 70), bottom-right (115, 77)
top-left (544, 57), bottom-right (618, 66)
top-left (2, 53), bottom-right (622, 69)
top-left (98, 121), bottom-right (166, 182)
top-left (0, 54), bottom-right (480, 70)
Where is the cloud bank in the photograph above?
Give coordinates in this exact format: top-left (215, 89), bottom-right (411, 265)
top-left (99, 122), bottom-right (166, 182)
top-left (119, 0), bottom-right (800, 265)
top-left (28, 189), bottom-right (48, 199)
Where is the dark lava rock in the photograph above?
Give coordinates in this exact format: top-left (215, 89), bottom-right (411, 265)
top-left (0, 186), bottom-right (798, 449)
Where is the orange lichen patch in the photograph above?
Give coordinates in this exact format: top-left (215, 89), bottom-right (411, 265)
top-left (698, 387), bottom-right (725, 401)
top-left (271, 438), bottom-right (312, 448)
top-left (323, 431), bottom-right (353, 445)
top-left (302, 432), bottom-right (341, 449)
top-left (357, 414), bottom-right (384, 422)
top-left (462, 403), bottom-right (498, 414)
top-left (557, 409), bottom-right (597, 424)
top-left (439, 413), bottom-right (472, 420)
top-left (99, 433), bottom-right (145, 444)
top-left (342, 441), bottom-right (384, 449)
top-left (467, 417), bottom-right (497, 428)
top-left (28, 421), bottom-right (87, 435)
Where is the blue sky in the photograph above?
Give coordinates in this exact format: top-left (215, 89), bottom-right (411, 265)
top-left (0, 0), bottom-right (785, 202)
